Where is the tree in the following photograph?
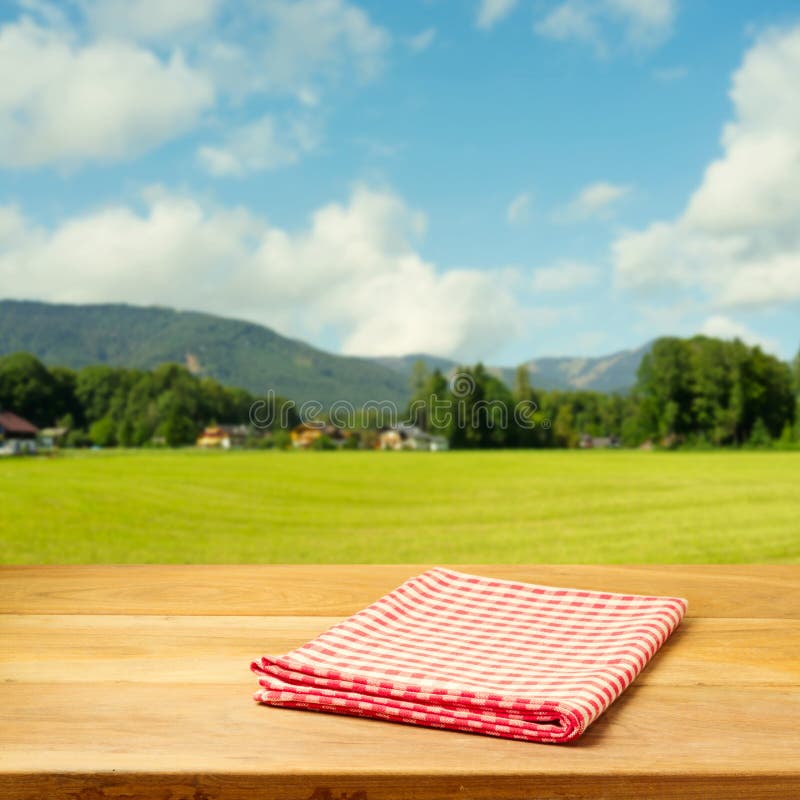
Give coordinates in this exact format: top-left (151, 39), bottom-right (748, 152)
top-left (56, 412), bottom-right (75, 431)
top-left (271, 430), bottom-right (292, 450)
top-left (409, 360), bottom-right (430, 397)
top-left (628, 336), bottom-right (795, 447)
top-left (310, 434), bottom-right (337, 451)
top-left (512, 365), bottom-right (545, 447)
top-left (49, 366), bottom-right (82, 427)
top-left (794, 347), bottom-right (800, 442)
top-left (75, 365), bottom-right (129, 424)
top-left (777, 423), bottom-right (797, 449)
top-left (407, 368), bottom-right (449, 433)
top-left (633, 338), bottom-right (693, 442)
top-left (513, 364), bottom-right (532, 401)
top-left (747, 417), bottom-right (772, 449)
top-left (64, 428), bottom-right (91, 448)
top-left (792, 346), bottom-right (800, 397)
top-left (160, 407), bottom-right (197, 447)
top-left (117, 416), bottom-right (136, 448)
top-left (553, 403), bottom-right (578, 448)
top-left (88, 416), bottom-right (117, 447)
top-left (446, 364), bottom-right (515, 449)
top-left (0, 352), bottom-right (58, 426)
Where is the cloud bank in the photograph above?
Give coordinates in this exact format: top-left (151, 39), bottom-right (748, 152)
top-left (0, 186), bottom-right (526, 359)
top-left (0, 0), bottom-right (390, 170)
top-left (613, 25), bottom-right (800, 313)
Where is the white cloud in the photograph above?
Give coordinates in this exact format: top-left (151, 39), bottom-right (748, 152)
top-left (256, 0), bottom-right (390, 97)
top-left (0, 19), bottom-right (214, 168)
top-left (0, 186), bottom-right (526, 360)
top-left (198, 0), bottom-right (390, 107)
top-left (700, 315), bottom-right (779, 354)
top-left (535, 0), bottom-right (676, 54)
top-left (198, 115), bottom-right (319, 177)
top-left (476, 0), bottom-right (518, 30)
top-left (535, 2), bottom-right (600, 50)
top-left (531, 261), bottom-right (599, 292)
top-left (0, 0), bottom-right (390, 169)
top-left (613, 25), bottom-right (800, 312)
top-left (560, 181), bottom-right (632, 220)
top-left (606, 0), bottom-right (676, 47)
top-left (86, 0), bottom-right (392, 103)
top-left (506, 192), bottom-right (532, 225)
top-left (406, 27), bottom-right (436, 53)
top-left (81, 0), bottom-right (220, 41)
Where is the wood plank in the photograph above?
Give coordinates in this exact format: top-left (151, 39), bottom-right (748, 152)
top-left (1, 772), bottom-right (794, 800)
top-left (3, 564), bottom-right (799, 617)
top-left (0, 683), bottom-right (797, 789)
top-left (2, 614), bottom-right (799, 687)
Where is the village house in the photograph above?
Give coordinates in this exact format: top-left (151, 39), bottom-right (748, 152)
top-left (378, 424), bottom-right (449, 452)
top-left (290, 422), bottom-right (348, 449)
top-left (38, 426), bottom-right (69, 449)
top-left (196, 424), bottom-right (250, 449)
top-left (0, 411), bottom-right (39, 455)
top-left (579, 433), bottom-right (620, 449)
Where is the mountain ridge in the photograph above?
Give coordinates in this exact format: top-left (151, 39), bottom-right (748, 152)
top-left (0, 300), bottom-right (409, 406)
top-left (376, 344), bottom-right (650, 394)
top-left (0, 299), bottom-right (648, 402)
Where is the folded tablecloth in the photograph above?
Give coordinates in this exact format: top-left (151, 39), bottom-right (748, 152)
top-left (251, 567), bottom-right (687, 743)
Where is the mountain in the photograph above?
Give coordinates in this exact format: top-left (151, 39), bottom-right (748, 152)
top-left (0, 300), bottom-right (410, 407)
top-left (0, 299), bottom-right (649, 402)
top-left (377, 345), bottom-right (651, 394)
top-left (520, 344), bottom-right (652, 393)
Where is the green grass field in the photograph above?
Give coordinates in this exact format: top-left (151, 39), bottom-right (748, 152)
top-left (1, 449), bottom-right (798, 563)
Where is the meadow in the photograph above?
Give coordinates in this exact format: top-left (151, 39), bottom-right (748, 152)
top-left (1, 449), bottom-right (798, 564)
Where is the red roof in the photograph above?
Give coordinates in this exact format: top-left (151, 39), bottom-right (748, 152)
top-left (0, 411), bottom-right (39, 435)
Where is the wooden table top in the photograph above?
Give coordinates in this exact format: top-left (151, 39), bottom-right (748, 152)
top-left (1, 564), bottom-right (799, 800)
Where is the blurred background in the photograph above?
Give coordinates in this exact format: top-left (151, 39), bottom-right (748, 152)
top-left (0, 0), bottom-right (798, 564)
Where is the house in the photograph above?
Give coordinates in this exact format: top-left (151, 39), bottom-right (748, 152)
top-left (578, 433), bottom-right (620, 449)
top-left (378, 424), bottom-right (449, 452)
top-left (38, 426), bottom-right (69, 449)
top-left (0, 411), bottom-right (39, 455)
top-left (290, 422), bottom-right (347, 449)
top-left (196, 424), bottom-right (250, 449)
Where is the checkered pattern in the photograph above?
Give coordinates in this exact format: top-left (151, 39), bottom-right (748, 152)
top-left (251, 567), bottom-right (687, 743)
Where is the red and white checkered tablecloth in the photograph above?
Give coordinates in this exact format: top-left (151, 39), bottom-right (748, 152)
top-left (251, 567), bottom-right (687, 743)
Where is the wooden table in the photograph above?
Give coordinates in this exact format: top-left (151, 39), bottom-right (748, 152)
top-left (1, 565), bottom-right (798, 799)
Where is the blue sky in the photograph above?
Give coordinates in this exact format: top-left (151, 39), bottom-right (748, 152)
top-left (0, 0), bottom-right (799, 365)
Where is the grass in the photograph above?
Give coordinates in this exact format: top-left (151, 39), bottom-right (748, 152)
top-left (1, 449), bottom-right (799, 563)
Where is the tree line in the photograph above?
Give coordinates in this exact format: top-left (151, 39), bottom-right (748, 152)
top-left (0, 335), bottom-right (797, 449)
top-left (0, 352), bottom-right (298, 447)
top-left (404, 336), bottom-right (799, 449)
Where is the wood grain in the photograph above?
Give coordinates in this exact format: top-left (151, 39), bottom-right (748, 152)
top-left (2, 564), bottom-right (799, 617)
top-left (1, 615), bottom-right (798, 687)
top-left (1, 565), bottom-right (798, 800)
top-left (1, 682), bottom-right (799, 775)
top-left (3, 773), bottom-right (795, 800)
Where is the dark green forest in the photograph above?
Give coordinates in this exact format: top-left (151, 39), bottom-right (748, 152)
top-left (0, 353), bottom-right (299, 448)
top-left (0, 335), bottom-right (797, 449)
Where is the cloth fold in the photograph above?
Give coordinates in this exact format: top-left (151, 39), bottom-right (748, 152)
top-left (251, 567), bottom-right (687, 743)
